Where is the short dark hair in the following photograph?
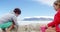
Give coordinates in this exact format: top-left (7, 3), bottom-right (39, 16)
top-left (14, 8), bottom-right (21, 14)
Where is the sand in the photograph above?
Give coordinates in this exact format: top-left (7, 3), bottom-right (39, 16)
top-left (0, 23), bottom-right (56, 32)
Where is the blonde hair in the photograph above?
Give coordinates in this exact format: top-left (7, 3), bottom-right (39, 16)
top-left (54, 0), bottom-right (60, 8)
top-left (54, 0), bottom-right (60, 4)
top-left (56, 0), bottom-right (60, 3)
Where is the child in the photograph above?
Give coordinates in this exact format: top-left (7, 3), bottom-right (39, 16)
top-left (47, 0), bottom-right (60, 32)
top-left (0, 8), bottom-right (21, 32)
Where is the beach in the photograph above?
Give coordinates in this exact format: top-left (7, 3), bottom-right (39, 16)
top-left (0, 21), bottom-right (56, 32)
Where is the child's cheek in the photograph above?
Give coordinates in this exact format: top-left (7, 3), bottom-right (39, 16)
top-left (53, 5), bottom-right (59, 11)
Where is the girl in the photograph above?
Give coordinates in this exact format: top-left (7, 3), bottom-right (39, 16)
top-left (47, 0), bottom-right (60, 32)
top-left (41, 0), bottom-right (60, 32)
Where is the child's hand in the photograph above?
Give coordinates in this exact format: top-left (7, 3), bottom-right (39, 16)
top-left (40, 24), bottom-right (48, 29)
top-left (40, 24), bottom-right (48, 32)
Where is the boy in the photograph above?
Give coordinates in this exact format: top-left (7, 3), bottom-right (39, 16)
top-left (0, 8), bottom-right (21, 32)
top-left (46, 0), bottom-right (60, 32)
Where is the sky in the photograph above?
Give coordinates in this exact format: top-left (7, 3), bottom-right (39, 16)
top-left (0, 0), bottom-right (56, 19)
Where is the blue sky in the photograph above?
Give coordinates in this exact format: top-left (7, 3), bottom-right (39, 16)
top-left (0, 0), bottom-right (56, 19)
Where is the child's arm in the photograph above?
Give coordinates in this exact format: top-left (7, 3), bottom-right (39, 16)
top-left (48, 21), bottom-right (55, 27)
top-left (48, 10), bottom-right (60, 27)
top-left (12, 16), bottom-right (18, 26)
top-left (11, 17), bottom-right (18, 32)
top-left (12, 20), bottom-right (15, 25)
